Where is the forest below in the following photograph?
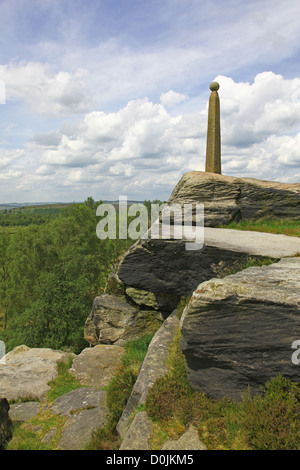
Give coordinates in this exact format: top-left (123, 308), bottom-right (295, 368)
top-left (0, 198), bottom-right (139, 354)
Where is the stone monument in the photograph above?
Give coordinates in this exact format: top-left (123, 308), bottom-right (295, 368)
top-left (205, 81), bottom-right (221, 174)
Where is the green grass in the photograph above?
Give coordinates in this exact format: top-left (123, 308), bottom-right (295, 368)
top-left (6, 422), bottom-right (52, 450)
top-left (46, 358), bottom-right (82, 403)
top-left (217, 219), bottom-right (300, 238)
top-left (6, 409), bottom-right (68, 450)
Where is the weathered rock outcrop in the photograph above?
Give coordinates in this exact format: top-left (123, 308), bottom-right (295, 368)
top-left (169, 171), bottom-right (300, 226)
top-left (9, 401), bottom-right (41, 424)
top-left (70, 344), bottom-right (124, 388)
top-left (180, 257), bottom-right (300, 401)
top-left (119, 411), bottom-right (154, 450)
top-left (84, 292), bottom-right (164, 346)
top-left (0, 398), bottom-right (12, 448)
top-left (51, 387), bottom-right (108, 450)
top-left (0, 345), bottom-right (75, 402)
top-left (117, 231), bottom-right (300, 300)
top-left (86, 171), bottom-right (300, 346)
top-left (117, 227), bottom-right (300, 301)
top-left (116, 172), bottom-right (300, 300)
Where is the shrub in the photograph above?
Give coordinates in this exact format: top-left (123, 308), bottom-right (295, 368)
top-left (236, 376), bottom-right (300, 450)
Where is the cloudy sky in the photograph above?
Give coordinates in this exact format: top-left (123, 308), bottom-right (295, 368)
top-left (1, 0), bottom-right (300, 203)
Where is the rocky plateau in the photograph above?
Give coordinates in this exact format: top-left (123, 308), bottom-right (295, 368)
top-left (1, 171), bottom-right (300, 450)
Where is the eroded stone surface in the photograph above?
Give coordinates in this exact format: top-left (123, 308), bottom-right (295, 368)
top-left (0, 346), bottom-right (75, 401)
top-left (118, 239), bottom-right (260, 298)
top-left (119, 412), bottom-right (154, 450)
top-left (84, 293), bottom-right (163, 346)
top-left (51, 387), bottom-right (109, 450)
top-left (9, 402), bottom-right (41, 423)
top-left (168, 171), bottom-right (300, 226)
top-left (50, 387), bottom-right (107, 416)
top-left (180, 257), bottom-right (300, 400)
top-left (70, 344), bottom-right (124, 388)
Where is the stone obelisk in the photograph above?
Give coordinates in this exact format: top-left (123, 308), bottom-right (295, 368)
top-left (205, 81), bottom-right (221, 174)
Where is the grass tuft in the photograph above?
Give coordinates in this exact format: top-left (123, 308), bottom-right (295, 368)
top-left (46, 358), bottom-right (82, 403)
top-left (217, 218), bottom-right (300, 238)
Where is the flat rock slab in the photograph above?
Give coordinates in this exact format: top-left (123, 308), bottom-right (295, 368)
top-left (50, 387), bottom-right (109, 450)
top-left (118, 224), bottom-right (300, 298)
top-left (118, 237), bottom-right (262, 298)
top-left (180, 257), bottom-right (300, 400)
top-left (0, 345), bottom-right (75, 401)
top-left (9, 401), bottom-right (41, 423)
top-left (204, 227), bottom-right (300, 258)
top-left (57, 406), bottom-right (107, 450)
top-left (70, 344), bottom-right (125, 388)
top-left (50, 387), bottom-right (107, 416)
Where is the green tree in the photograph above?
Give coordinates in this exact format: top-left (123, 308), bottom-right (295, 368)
top-left (0, 231), bottom-right (12, 329)
top-left (0, 200), bottom-right (134, 353)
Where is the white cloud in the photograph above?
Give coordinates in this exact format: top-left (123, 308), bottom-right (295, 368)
top-left (0, 62), bottom-right (91, 117)
top-left (0, 169), bottom-right (22, 180)
top-left (109, 162), bottom-right (134, 177)
top-left (217, 72), bottom-right (300, 147)
top-left (160, 90), bottom-right (188, 108)
top-left (0, 149), bottom-right (24, 169)
top-left (270, 133), bottom-right (300, 167)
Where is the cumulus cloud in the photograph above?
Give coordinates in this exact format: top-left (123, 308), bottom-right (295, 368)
top-left (0, 149), bottom-right (24, 170)
top-left (37, 98), bottom-right (189, 170)
top-left (217, 72), bottom-right (300, 147)
top-left (160, 90), bottom-right (188, 108)
top-left (0, 62), bottom-right (91, 116)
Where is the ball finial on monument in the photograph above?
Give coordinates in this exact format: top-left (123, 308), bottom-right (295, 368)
top-left (209, 81), bottom-right (220, 92)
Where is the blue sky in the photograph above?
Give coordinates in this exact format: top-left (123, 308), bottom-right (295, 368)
top-left (1, 0), bottom-right (300, 202)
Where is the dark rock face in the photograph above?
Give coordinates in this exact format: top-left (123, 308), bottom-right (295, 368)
top-left (180, 258), bottom-right (300, 401)
top-left (118, 238), bottom-right (259, 298)
top-left (169, 171), bottom-right (300, 226)
top-left (0, 398), bottom-right (13, 448)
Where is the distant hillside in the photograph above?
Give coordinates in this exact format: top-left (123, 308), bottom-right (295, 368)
top-left (0, 202), bottom-right (69, 211)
